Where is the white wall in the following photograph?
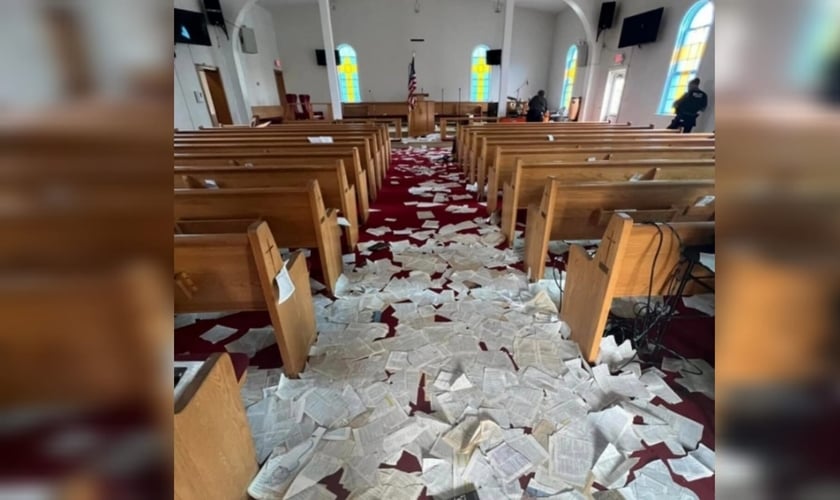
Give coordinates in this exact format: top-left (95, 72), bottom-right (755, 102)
top-left (546, 8), bottom-right (587, 109)
top-left (239, 4), bottom-right (283, 108)
top-left (548, 0), bottom-right (715, 130)
top-left (267, 3), bottom-right (330, 102)
top-left (267, 0), bottom-right (554, 104)
top-left (510, 7), bottom-right (556, 101)
top-left (173, 0), bottom-right (278, 129)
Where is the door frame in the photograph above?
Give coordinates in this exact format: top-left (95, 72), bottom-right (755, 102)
top-left (600, 67), bottom-right (627, 123)
top-left (196, 65), bottom-right (232, 127)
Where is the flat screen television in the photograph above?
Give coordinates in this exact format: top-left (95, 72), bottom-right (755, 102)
top-left (175, 8), bottom-right (212, 46)
top-left (618, 7), bottom-right (664, 48)
top-left (486, 49), bottom-right (502, 65)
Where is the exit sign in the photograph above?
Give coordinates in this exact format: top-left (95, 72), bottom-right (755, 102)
top-left (614, 53), bottom-right (625, 64)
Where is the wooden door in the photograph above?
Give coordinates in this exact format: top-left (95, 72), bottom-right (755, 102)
top-left (197, 67), bottom-right (233, 126)
top-left (274, 70), bottom-right (288, 108)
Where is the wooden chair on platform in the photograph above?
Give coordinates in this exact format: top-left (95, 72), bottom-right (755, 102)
top-left (285, 94), bottom-right (306, 121)
top-left (299, 94), bottom-right (324, 120)
top-left (562, 213), bottom-right (715, 362)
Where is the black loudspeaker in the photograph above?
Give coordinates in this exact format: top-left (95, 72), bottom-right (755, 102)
top-left (315, 49), bottom-right (341, 66)
top-left (203, 0), bottom-right (224, 27)
top-left (598, 1), bottom-right (617, 30)
top-left (487, 102), bottom-right (499, 117)
top-left (486, 49), bottom-right (502, 66)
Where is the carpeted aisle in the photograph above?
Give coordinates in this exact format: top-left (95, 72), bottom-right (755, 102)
top-left (174, 144), bottom-right (715, 499)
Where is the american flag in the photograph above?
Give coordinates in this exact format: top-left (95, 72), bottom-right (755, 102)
top-left (408, 54), bottom-right (417, 111)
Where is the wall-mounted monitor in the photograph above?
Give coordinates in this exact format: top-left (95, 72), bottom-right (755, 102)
top-left (175, 9), bottom-right (212, 46)
top-left (617, 7), bottom-right (664, 48)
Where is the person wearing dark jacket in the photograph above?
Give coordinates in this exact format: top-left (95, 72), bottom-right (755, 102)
top-left (526, 90), bottom-right (548, 122)
top-left (667, 78), bottom-right (708, 133)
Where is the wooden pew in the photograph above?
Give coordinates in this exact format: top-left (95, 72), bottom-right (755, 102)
top-left (175, 130), bottom-right (386, 177)
top-left (174, 181), bottom-right (343, 296)
top-left (454, 121), bottom-right (641, 161)
top-left (174, 142), bottom-right (381, 201)
top-left (174, 220), bottom-right (316, 375)
top-left (178, 126), bottom-right (389, 174)
top-left (486, 146), bottom-right (716, 212)
top-left (473, 133), bottom-right (714, 190)
top-left (523, 179), bottom-right (715, 281)
top-left (456, 122), bottom-right (648, 165)
top-left (173, 149), bottom-right (370, 223)
top-left (175, 352), bottom-right (257, 500)
top-left (473, 135), bottom-right (715, 193)
top-left (175, 137), bottom-right (384, 200)
top-left (500, 159), bottom-right (715, 245)
top-left (174, 162), bottom-right (359, 247)
top-left (191, 122), bottom-right (390, 162)
top-left (439, 116), bottom-right (501, 141)
top-left (562, 213), bottom-right (714, 362)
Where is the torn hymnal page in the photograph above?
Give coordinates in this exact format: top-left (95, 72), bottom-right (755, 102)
top-left (247, 428), bottom-right (325, 499)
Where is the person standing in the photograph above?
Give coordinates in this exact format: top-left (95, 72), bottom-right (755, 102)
top-left (667, 78), bottom-right (708, 133)
top-left (526, 90), bottom-right (548, 122)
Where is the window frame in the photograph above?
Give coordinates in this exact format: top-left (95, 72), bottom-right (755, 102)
top-left (657, 1), bottom-right (714, 115)
top-left (336, 43), bottom-right (361, 104)
top-left (470, 44), bottom-right (491, 102)
top-left (559, 45), bottom-right (578, 113)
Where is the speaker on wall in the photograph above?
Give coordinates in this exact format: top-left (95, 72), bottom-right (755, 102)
top-left (486, 49), bottom-right (502, 65)
top-left (576, 42), bottom-right (589, 68)
top-left (598, 2), bottom-right (617, 30)
top-left (315, 49), bottom-right (341, 66)
top-left (239, 26), bottom-right (258, 54)
top-left (203, 0), bottom-right (228, 38)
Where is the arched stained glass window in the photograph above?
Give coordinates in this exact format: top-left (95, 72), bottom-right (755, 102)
top-left (560, 45), bottom-right (578, 112)
top-left (658, 1), bottom-right (714, 114)
top-left (337, 44), bottom-right (361, 103)
top-left (470, 45), bottom-right (491, 101)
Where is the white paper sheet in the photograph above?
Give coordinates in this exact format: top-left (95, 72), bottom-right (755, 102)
top-left (224, 326), bottom-right (276, 357)
top-left (199, 324), bottom-right (238, 344)
top-left (486, 442), bottom-right (532, 483)
top-left (275, 264), bottom-right (296, 304)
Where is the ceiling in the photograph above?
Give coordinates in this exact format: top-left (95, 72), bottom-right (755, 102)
top-left (511, 0), bottom-right (569, 13)
top-left (260, 0), bottom-right (568, 14)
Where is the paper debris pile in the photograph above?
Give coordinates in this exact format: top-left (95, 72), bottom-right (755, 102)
top-left (241, 147), bottom-right (713, 500)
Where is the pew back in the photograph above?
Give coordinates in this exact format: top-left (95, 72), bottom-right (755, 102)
top-left (523, 179), bottom-right (715, 281)
top-left (174, 181), bottom-right (343, 295)
top-left (174, 220), bottom-right (316, 375)
top-left (174, 162), bottom-right (359, 247)
top-left (500, 159), bottom-right (716, 244)
top-left (562, 213), bottom-right (715, 362)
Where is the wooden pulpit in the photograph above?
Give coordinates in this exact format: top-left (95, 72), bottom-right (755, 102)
top-left (409, 94), bottom-right (435, 137)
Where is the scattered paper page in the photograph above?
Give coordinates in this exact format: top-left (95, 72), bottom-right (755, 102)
top-left (224, 326), bottom-right (276, 358)
top-left (199, 324), bottom-right (238, 344)
top-left (275, 264), bottom-right (295, 304)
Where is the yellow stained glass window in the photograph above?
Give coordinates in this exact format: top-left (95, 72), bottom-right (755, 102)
top-left (560, 45), bottom-right (578, 113)
top-left (470, 45), bottom-right (491, 102)
top-left (337, 44), bottom-right (361, 103)
top-left (658, 1), bottom-right (714, 114)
